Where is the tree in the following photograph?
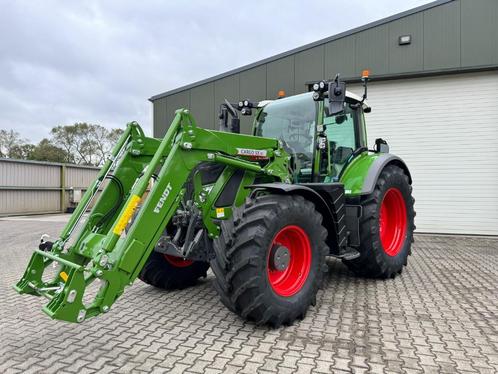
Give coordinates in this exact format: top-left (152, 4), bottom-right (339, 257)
top-left (89, 125), bottom-right (124, 165)
top-left (0, 123), bottom-right (122, 165)
top-left (50, 123), bottom-right (123, 166)
top-left (29, 139), bottom-right (69, 163)
top-left (0, 129), bottom-right (28, 158)
top-left (50, 124), bottom-right (81, 164)
top-left (9, 143), bottom-right (35, 160)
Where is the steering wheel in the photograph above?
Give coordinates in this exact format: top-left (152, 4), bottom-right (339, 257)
top-left (279, 138), bottom-right (312, 177)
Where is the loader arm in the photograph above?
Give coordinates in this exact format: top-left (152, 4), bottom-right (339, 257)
top-left (14, 109), bottom-right (290, 323)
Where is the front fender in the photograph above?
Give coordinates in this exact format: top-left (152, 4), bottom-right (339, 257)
top-left (340, 153), bottom-right (412, 196)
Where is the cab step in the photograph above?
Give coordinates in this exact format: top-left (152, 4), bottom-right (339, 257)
top-left (331, 248), bottom-right (360, 261)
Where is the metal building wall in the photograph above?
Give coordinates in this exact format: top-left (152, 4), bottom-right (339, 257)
top-left (152, 0), bottom-right (498, 137)
top-left (0, 159), bottom-right (99, 216)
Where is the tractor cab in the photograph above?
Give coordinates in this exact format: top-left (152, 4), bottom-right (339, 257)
top-left (253, 79), bottom-right (371, 184)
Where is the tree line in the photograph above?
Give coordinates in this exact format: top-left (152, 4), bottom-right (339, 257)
top-left (0, 123), bottom-right (123, 167)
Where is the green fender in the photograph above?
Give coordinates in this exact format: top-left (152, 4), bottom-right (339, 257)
top-left (340, 152), bottom-right (412, 196)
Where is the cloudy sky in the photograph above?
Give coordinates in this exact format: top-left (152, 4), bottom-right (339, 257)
top-left (0, 0), bottom-right (432, 142)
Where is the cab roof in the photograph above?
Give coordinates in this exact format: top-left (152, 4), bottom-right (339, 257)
top-left (258, 91), bottom-right (370, 111)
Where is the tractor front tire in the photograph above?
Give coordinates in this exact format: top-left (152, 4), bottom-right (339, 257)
top-left (139, 251), bottom-right (210, 290)
top-left (343, 164), bottom-right (415, 278)
top-left (211, 194), bottom-right (328, 327)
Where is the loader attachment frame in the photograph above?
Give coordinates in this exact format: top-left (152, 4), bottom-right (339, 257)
top-left (14, 109), bottom-right (290, 323)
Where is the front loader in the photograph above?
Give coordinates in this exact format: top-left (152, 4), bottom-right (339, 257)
top-left (15, 72), bottom-right (415, 327)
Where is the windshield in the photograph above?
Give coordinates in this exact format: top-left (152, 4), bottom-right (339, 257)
top-left (255, 93), bottom-right (317, 180)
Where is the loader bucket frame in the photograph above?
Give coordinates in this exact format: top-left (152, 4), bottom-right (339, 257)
top-left (14, 109), bottom-right (290, 323)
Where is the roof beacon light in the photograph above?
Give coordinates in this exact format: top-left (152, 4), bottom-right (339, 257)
top-left (360, 70), bottom-right (370, 105)
top-left (277, 90), bottom-right (286, 98)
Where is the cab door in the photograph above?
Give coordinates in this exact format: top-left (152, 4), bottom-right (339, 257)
top-left (316, 102), bottom-right (367, 182)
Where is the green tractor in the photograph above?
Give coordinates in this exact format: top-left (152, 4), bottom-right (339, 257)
top-left (14, 73), bottom-right (415, 327)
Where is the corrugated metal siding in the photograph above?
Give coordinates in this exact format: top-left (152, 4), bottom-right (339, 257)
top-left (0, 190), bottom-right (60, 214)
top-left (348, 71), bottom-right (498, 235)
top-left (0, 159), bottom-right (100, 215)
top-left (0, 161), bottom-right (60, 187)
top-left (65, 166), bottom-right (100, 188)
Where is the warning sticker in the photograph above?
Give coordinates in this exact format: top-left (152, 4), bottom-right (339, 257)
top-left (216, 207), bottom-right (225, 218)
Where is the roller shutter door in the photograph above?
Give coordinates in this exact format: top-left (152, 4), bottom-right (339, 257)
top-left (350, 71), bottom-right (498, 235)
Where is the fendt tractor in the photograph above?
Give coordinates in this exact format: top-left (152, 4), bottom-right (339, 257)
top-left (15, 72), bottom-right (415, 327)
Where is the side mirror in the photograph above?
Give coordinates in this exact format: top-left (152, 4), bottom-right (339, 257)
top-left (218, 99), bottom-right (240, 133)
top-left (230, 118), bottom-right (240, 134)
top-left (375, 138), bottom-right (389, 153)
top-left (218, 106), bottom-right (229, 132)
top-left (328, 76), bottom-right (346, 116)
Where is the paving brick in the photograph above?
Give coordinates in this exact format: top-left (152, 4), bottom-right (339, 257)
top-left (1, 218), bottom-right (498, 374)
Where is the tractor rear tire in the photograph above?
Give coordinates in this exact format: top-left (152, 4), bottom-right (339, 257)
top-left (343, 164), bottom-right (415, 278)
top-left (211, 194), bottom-right (328, 327)
top-left (139, 251), bottom-right (210, 290)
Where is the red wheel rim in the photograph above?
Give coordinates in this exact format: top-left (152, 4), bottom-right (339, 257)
top-left (379, 188), bottom-right (407, 256)
top-left (267, 225), bottom-right (312, 297)
top-left (163, 254), bottom-right (194, 268)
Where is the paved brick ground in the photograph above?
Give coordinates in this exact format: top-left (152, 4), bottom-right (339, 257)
top-left (1, 215), bottom-right (497, 373)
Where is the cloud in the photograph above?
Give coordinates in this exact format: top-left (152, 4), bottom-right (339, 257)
top-left (0, 0), bottom-right (432, 142)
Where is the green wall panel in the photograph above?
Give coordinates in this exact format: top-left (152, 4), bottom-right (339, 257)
top-left (324, 37), bottom-right (356, 79)
top-left (239, 65), bottom-right (267, 100)
top-left (423, 1), bottom-right (460, 70)
top-left (461, 0), bottom-right (498, 67)
top-left (295, 46), bottom-right (324, 92)
top-left (190, 82), bottom-right (215, 129)
top-left (166, 91), bottom-right (190, 129)
top-left (266, 56), bottom-right (295, 98)
top-left (355, 25), bottom-right (389, 76)
top-left (153, 97), bottom-right (168, 137)
top-left (214, 74), bottom-right (240, 132)
top-left (388, 12), bottom-right (424, 74)
top-left (239, 65), bottom-right (266, 134)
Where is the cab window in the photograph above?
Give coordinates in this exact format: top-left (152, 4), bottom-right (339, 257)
top-left (324, 105), bottom-right (357, 180)
top-left (255, 93), bottom-right (317, 182)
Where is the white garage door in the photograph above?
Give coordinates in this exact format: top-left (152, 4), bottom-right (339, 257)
top-left (350, 71), bottom-right (498, 235)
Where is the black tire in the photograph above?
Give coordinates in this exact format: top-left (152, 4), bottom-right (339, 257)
top-left (343, 164), bottom-right (415, 278)
top-left (210, 194), bottom-right (328, 327)
top-left (139, 251), bottom-right (210, 290)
